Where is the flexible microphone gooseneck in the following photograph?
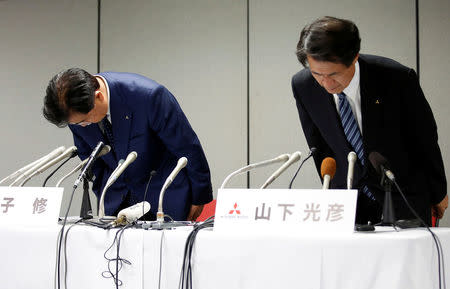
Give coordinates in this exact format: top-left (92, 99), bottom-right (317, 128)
top-left (157, 157), bottom-right (188, 222)
top-left (43, 148), bottom-right (78, 187)
top-left (98, 152), bottom-right (137, 218)
top-left (321, 157), bottom-right (336, 190)
top-left (347, 151), bottom-right (357, 189)
top-left (221, 153), bottom-right (290, 189)
top-left (260, 151), bottom-right (302, 189)
top-left (73, 142), bottom-right (105, 189)
top-left (0, 153), bottom-right (52, 185)
top-left (20, 146), bottom-right (78, 186)
top-left (55, 145), bottom-right (110, 187)
top-left (288, 147), bottom-right (317, 189)
top-left (9, 146), bottom-right (66, 186)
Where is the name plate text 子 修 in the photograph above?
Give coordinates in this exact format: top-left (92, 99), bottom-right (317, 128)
top-left (0, 186), bottom-right (63, 226)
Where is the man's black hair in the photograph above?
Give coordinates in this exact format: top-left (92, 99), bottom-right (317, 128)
top-left (296, 16), bottom-right (361, 67)
top-left (43, 68), bottom-right (99, 127)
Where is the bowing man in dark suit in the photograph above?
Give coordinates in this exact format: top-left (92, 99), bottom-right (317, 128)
top-left (291, 16), bottom-right (447, 225)
top-left (43, 68), bottom-right (212, 221)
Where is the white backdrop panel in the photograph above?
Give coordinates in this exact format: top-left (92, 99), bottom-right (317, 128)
top-left (100, 0), bottom-right (248, 195)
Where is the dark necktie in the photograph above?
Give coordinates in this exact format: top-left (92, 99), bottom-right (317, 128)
top-left (101, 117), bottom-right (114, 150)
top-left (338, 92), bottom-right (375, 200)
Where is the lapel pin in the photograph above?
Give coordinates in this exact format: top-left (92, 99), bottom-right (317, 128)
top-left (125, 115), bottom-right (129, 120)
top-left (375, 99), bottom-right (380, 104)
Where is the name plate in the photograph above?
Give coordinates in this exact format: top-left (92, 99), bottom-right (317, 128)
top-left (214, 189), bottom-right (357, 234)
top-left (0, 186), bottom-right (63, 226)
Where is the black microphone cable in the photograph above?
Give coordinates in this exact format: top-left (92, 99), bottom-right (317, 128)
top-left (142, 170), bottom-right (157, 220)
top-left (178, 217), bottom-right (214, 289)
top-left (56, 145), bottom-right (103, 289)
top-left (102, 223), bottom-right (134, 289)
top-left (288, 147), bottom-right (316, 189)
top-left (102, 224), bottom-right (133, 289)
top-left (56, 185), bottom-right (78, 289)
top-left (63, 219), bottom-right (83, 289)
top-left (368, 151), bottom-right (445, 289)
top-left (391, 180), bottom-right (445, 289)
top-left (43, 150), bottom-right (78, 187)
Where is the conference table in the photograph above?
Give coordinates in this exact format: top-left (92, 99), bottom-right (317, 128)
top-left (1, 221), bottom-right (449, 289)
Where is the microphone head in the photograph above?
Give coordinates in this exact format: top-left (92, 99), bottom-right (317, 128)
top-left (98, 145), bottom-right (111, 157)
top-left (178, 157), bottom-right (188, 168)
top-left (321, 157), bottom-right (336, 179)
top-left (290, 151), bottom-right (302, 162)
top-left (310, 147), bottom-right (317, 156)
top-left (368, 151), bottom-right (388, 175)
top-left (277, 154), bottom-right (290, 162)
top-left (127, 151), bottom-right (138, 162)
top-left (347, 151), bottom-right (357, 163)
top-left (66, 145), bottom-right (78, 154)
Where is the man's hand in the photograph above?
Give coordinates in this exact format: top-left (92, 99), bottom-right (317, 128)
top-left (432, 194), bottom-right (448, 219)
top-left (187, 204), bottom-right (204, 221)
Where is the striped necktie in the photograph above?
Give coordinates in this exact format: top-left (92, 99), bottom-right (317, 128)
top-left (101, 117), bottom-right (114, 150)
top-left (338, 92), bottom-right (375, 200)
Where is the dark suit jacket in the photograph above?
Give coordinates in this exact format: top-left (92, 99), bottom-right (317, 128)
top-left (70, 72), bottom-right (213, 220)
top-left (292, 54), bottom-right (446, 225)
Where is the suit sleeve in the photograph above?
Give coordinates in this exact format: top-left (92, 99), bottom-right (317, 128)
top-left (404, 69), bottom-right (447, 204)
top-left (291, 76), bottom-right (334, 180)
top-left (146, 85), bottom-right (213, 205)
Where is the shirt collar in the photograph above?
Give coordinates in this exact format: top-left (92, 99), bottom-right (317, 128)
top-left (342, 61), bottom-right (360, 99)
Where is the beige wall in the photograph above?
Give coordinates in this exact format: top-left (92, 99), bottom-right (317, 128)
top-left (0, 0), bottom-right (97, 216)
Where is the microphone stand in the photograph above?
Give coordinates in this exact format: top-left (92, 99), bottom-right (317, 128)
top-left (380, 168), bottom-right (396, 226)
top-left (80, 172), bottom-right (93, 220)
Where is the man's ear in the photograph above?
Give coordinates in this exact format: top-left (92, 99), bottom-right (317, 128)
top-left (95, 90), bottom-right (104, 102)
top-left (352, 53), bottom-right (359, 65)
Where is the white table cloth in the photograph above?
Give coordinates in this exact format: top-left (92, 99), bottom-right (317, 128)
top-left (1, 223), bottom-right (449, 289)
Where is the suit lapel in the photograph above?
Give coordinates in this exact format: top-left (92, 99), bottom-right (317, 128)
top-left (310, 82), bottom-right (353, 152)
top-left (109, 87), bottom-right (133, 161)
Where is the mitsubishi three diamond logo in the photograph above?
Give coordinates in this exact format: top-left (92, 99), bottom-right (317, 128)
top-left (228, 203), bottom-right (240, 215)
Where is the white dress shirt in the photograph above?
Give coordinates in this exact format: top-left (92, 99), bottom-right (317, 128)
top-left (333, 61), bottom-right (363, 134)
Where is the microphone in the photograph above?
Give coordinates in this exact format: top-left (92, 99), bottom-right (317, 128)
top-left (9, 146), bottom-right (66, 186)
top-left (0, 154), bottom-right (50, 185)
top-left (107, 152), bottom-right (137, 186)
top-left (98, 152), bottom-right (138, 218)
top-left (368, 151), bottom-right (397, 225)
top-left (73, 141), bottom-right (105, 189)
top-left (19, 146), bottom-right (78, 186)
top-left (288, 147), bottom-right (317, 189)
top-left (368, 152), bottom-right (395, 182)
top-left (220, 153), bottom-right (290, 189)
top-left (347, 151), bottom-right (357, 189)
top-left (321, 157), bottom-right (336, 189)
top-left (260, 151), bottom-right (302, 189)
top-left (157, 157), bottom-right (188, 222)
top-left (55, 145), bottom-right (110, 187)
top-left (114, 201), bottom-right (151, 226)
